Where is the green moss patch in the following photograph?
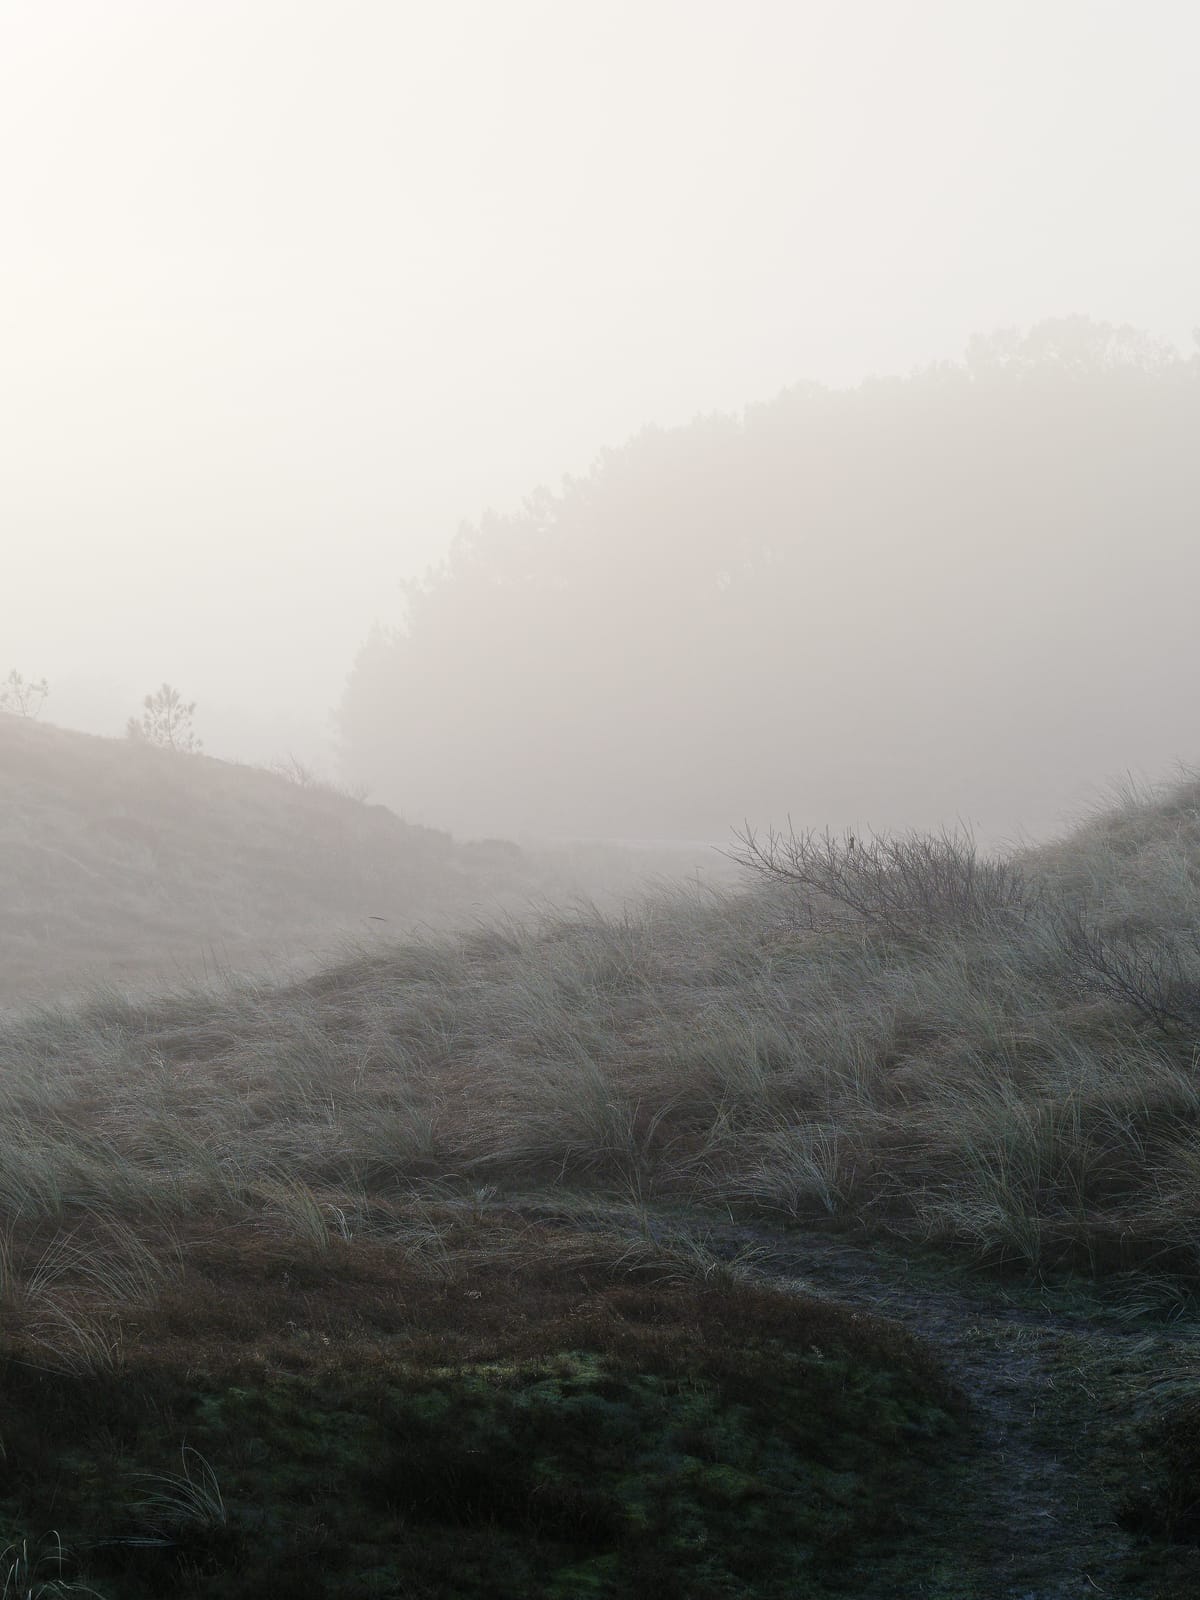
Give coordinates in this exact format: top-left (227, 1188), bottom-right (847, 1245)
top-left (0, 1216), bottom-right (959, 1598)
top-left (1117, 1391), bottom-right (1200, 1546)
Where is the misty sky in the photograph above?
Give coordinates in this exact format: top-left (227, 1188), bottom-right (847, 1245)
top-left (3, 0), bottom-right (1198, 780)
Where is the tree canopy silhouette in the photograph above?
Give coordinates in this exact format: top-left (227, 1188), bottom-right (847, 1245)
top-left (339, 319), bottom-right (1200, 841)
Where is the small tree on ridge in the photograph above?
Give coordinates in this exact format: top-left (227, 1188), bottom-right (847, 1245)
top-left (127, 683), bottom-right (202, 753)
top-left (0, 669), bottom-right (50, 718)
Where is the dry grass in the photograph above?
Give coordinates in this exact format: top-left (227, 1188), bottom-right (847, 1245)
top-left (0, 1202), bottom-right (961, 1599)
top-left (5, 773), bottom-right (1200, 1595)
top-left (0, 715), bottom-right (729, 1009)
top-left (1, 769), bottom-right (1200, 1355)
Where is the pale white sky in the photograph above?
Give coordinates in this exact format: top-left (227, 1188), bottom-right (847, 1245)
top-left (2, 0), bottom-right (1197, 769)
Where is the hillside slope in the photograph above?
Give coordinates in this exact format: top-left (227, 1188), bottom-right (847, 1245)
top-left (3, 771), bottom-right (1200, 1593)
top-left (0, 715), bottom-right (715, 1006)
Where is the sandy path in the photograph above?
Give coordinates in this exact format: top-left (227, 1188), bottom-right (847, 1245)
top-left (548, 1205), bottom-right (1200, 1599)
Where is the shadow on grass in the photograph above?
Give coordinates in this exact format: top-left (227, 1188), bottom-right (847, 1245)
top-left (0, 1210), bottom-right (960, 1599)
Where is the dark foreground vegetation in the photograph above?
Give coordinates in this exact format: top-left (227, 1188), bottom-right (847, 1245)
top-left (0, 1214), bottom-right (957, 1598)
top-left (5, 772), bottom-right (1200, 1592)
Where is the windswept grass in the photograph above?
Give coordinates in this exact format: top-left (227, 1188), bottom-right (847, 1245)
top-left (5, 772), bottom-right (1200, 1592)
top-left (6, 775), bottom-right (1200, 1280)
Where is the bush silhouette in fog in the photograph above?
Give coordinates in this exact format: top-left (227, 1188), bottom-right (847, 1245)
top-left (127, 683), bottom-right (202, 754)
top-left (340, 318), bottom-right (1200, 842)
top-left (0, 670), bottom-right (50, 719)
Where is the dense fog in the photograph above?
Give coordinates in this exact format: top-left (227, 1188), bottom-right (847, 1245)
top-left (340, 321), bottom-right (1200, 842)
top-left (3, 0), bottom-right (1199, 846)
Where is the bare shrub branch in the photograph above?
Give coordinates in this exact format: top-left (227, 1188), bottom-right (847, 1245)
top-left (1053, 907), bottom-right (1200, 1034)
top-left (0, 669), bottom-right (50, 719)
top-left (728, 824), bottom-right (1042, 937)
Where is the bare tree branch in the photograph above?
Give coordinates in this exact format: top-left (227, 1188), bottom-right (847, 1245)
top-left (727, 824), bottom-right (1042, 937)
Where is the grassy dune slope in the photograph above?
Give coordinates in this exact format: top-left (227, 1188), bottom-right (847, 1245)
top-left (10, 770), bottom-right (1197, 1277)
top-left (0, 715), bottom-right (719, 1008)
top-left (5, 771), bottom-right (1200, 1593)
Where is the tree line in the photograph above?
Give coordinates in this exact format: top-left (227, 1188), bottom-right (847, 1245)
top-left (344, 317), bottom-right (1198, 840)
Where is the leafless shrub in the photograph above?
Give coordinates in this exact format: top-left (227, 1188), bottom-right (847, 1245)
top-left (1054, 908), bottom-right (1200, 1034)
top-left (729, 824), bottom-right (1041, 937)
top-left (0, 669), bottom-right (50, 719)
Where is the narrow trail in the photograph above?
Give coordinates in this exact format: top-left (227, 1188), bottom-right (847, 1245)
top-left (564, 1206), bottom-right (1200, 1599)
